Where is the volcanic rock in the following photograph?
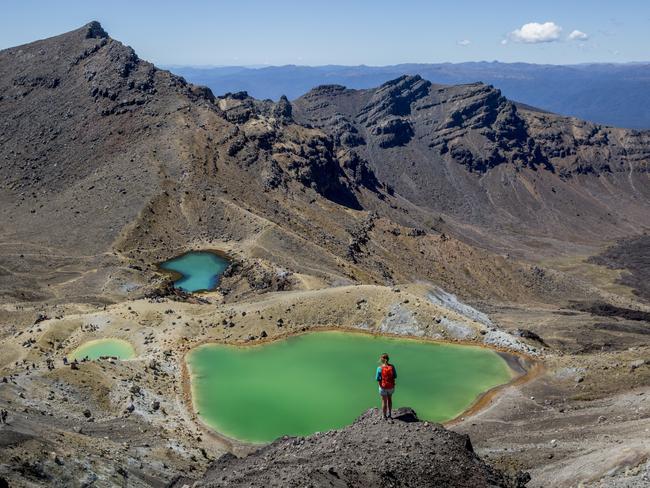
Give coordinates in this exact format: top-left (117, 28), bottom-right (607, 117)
top-left (178, 408), bottom-right (529, 488)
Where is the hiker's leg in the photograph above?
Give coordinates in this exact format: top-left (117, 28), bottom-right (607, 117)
top-left (387, 394), bottom-right (393, 417)
top-left (381, 393), bottom-right (387, 417)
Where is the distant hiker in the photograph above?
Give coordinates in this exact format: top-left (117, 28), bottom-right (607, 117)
top-left (63, 357), bottom-right (68, 366)
top-left (71, 359), bottom-right (79, 370)
top-left (0, 409), bottom-right (7, 424)
top-left (376, 353), bottom-right (397, 420)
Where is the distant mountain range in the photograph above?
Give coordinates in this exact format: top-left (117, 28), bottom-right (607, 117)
top-left (168, 62), bottom-right (650, 129)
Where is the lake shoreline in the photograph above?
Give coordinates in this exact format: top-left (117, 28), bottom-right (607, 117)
top-left (182, 327), bottom-right (541, 447)
top-left (69, 337), bottom-right (137, 360)
top-left (157, 248), bottom-right (232, 294)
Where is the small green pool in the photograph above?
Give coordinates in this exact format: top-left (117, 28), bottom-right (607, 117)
top-left (70, 339), bottom-right (136, 360)
top-left (160, 251), bottom-right (230, 293)
top-left (186, 331), bottom-right (513, 443)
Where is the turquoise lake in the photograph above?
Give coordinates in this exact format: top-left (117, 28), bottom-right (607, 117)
top-left (160, 251), bottom-right (230, 292)
top-left (71, 338), bottom-right (136, 360)
top-left (187, 331), bottom-right (513, 443)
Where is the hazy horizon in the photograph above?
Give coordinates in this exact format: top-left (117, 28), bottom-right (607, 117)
top-left (1, 0), bottom-right (649, 66)
top-left (162, 60), bottom-right (650, 70)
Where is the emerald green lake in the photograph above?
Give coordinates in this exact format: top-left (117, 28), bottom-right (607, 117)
top-left (160, 251), bottom-right (230, 293)
top-left (187, 331), bottom-right (513, 443)
top-left (71, 338), bottom-right (136, 360)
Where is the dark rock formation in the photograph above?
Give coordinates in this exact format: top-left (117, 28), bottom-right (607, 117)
top-left (513, 329), bottom-right (548, 347)
top-left (372, 117), bottom-right (414, 148)
top-left (572, 302), bottom-right (650, 322)
top-left (175, 408), bottom-right (529, 488)
top-left (273, 95), bottom-right (292, 122)
top-left (588, 234), bottom-right (650, 301)
top-left (84, 20), bottom-right (108, 39)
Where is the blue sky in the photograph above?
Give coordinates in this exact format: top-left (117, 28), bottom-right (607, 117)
top-left (1, 0), bottom-right (648, 66)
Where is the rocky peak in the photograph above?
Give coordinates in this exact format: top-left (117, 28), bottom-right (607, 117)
top-left (84, 20), bottom-right (108, 39)
top-left (303, 84), bottom-right (350, 98)
top-left (360, 74), bottom-right (431, 124)
top-left (217, 92), bottom-right (259, 123)
top-left (426, 83), bottom-right (550, 171)
top-left (378, 73), bottom-right (429, 92)
top-left (216, 92), bottom-right (294, 125)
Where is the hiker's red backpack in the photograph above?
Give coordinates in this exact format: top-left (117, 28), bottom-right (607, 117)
top-left (380, 364), bottom-right (395, 389)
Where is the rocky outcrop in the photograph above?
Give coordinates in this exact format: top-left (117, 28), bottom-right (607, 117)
top-left (359, 75), bottom-right (431, 124)
top-left (571, 302), bottom-right (650, 322)
top-left (176, 408), bottom-right (530, 488)
top-left (338, 149), bottom-right (381, 191)
top-left (269, 127), bottom-right (364, 208)
top-left (272, 95), bottom-right (292, 122)
top-left (372, 117), bottom-right (414, 148)
top-left (84, 20), bottom-right (108, 39)
top-left (214, 90), bottom-right (380, 208)
top-left (346, 211), bottom-right (377, 262)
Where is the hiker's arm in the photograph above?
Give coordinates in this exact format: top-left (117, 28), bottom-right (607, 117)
top-left (376, 367), bottom-right (381, 382)
top-left (393, 365), bottom-right (397, 380)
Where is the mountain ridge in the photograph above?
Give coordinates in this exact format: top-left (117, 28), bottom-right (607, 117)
top-left (169, 61), bottom-right (650, 129)
top-left (292, 73), bottom-right (650, 254)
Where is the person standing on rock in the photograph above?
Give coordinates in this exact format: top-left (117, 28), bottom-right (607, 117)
top-left (376, 353), bottom-right (397, 420)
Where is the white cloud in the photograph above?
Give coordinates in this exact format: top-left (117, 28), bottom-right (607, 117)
top-left (457, 39), bottom-right (471, 46)
top-left (510, 22), bottom-right (562, 43)
top-left (568, 30), bottom-right (589, 41)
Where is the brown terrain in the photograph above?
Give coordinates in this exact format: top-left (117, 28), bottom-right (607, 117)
top-left (0, 22), bottom-right (649, 487)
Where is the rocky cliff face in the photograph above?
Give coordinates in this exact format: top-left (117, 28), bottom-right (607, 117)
top-left (214, 90), bottom-right (370, 208)
top-left (294, 74), bottom-right (650, 176)
top-left (174, 408), bottom-right (530, 488)
top-left (293, 75), bottom-right (650, 251)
